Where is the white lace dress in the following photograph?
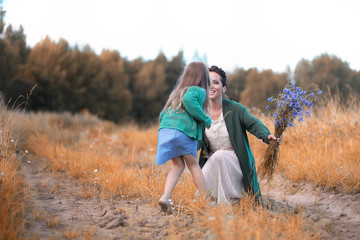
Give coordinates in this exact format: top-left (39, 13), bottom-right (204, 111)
top-left (203, 113), bottom-right (245, 204)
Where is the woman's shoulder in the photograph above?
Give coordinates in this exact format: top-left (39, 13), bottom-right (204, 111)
top-left (223, 99), bottom-right (246, 112)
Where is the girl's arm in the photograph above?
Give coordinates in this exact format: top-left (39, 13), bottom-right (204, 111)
top-left (182, 87), bottom-right (212, 128)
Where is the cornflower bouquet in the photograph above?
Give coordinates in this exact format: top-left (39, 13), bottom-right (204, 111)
top-left (258, 83), bottom-right (322, 179)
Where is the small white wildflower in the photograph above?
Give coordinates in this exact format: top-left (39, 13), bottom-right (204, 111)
top-left (150, 148), bottom-right (154, 152)
top-left (226, 215), bottom-right (234, 220)
top-left (10, 139), bottom-right (15, 143)
top-left (24, 150), bottom-right (29, 154)
top-left (94, 169), bottom-right (98, 173)
top-left (110, 134), bottom-right (119, 142)
top-left (27, 160), bottom-right (31, 163)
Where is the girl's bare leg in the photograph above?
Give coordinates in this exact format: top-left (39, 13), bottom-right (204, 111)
top-left (183, 154), bottom-right (209, 197)
top-left (160, 156), bottom-right (185, 201)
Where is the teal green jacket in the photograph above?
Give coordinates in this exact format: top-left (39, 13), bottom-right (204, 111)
top-left (159, 86), bottom-right (212, 141)
top-left (199, 99), bottom-right (270, 204)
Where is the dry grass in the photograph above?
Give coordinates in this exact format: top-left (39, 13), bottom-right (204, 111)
top-left (198, 202), bottom-right (313, 240)
top-left (28, 112), bottom-right (318, 239)
top-left (4, 96), bottom-right (359, 239)
top-left (31, 209), bottom-right (60, 229)
top-left (0, 155), bottom-right (26, 240)
top-left (258, 83), bottom-right (320, 180)
top-left (280, 99), bottom-right (359, 193)
top-left (0, 101), bottom-right (27, 240)
top-left (252, 97), bottom-right (360, 193)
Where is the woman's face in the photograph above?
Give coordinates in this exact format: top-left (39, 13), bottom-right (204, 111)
top-left (209, 72), bottom-right (226, 100)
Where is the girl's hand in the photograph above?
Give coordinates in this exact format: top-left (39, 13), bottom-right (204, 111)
top-left (268, 134), bottom-right (282, 144)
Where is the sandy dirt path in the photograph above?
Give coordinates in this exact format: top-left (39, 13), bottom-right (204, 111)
top-left (262, 175), bottom-right (360, 239)
top-left (21, 154), bottom-right (207, 240)
top-left (21, 155), bottom-right (360, 239)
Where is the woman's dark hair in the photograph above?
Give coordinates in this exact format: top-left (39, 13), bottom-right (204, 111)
top-left (209, 65), bottom-right (227, 87)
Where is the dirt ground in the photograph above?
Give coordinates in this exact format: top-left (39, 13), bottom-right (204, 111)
top-left (262, 176), bottom-right (360, 239)
top-left (21, 154), bottom-right (360, 240)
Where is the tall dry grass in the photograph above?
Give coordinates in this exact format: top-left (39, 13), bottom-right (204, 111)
top-left (251, 96), bottom-right (360, 193)
top-left (280, 97), bottom-right (360, 193)
top-left (198, 202), bottom-right (312, 239)
top-left (0, 100), bottom-right (30, 240)
top-left (28, 111), bottom-right (317, 239)
top-left (11, 96), bottom-right (358, 239)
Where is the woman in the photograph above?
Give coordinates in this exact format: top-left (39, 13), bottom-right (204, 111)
top-left (198, 65), bottom-right (280, 205)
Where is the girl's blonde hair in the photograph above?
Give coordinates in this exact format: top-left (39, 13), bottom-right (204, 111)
top-left (162, 62), bottom-right (210, 113)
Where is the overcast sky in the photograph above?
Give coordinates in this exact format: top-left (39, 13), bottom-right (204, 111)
top-left (2, 0), bottom-right (360, 73)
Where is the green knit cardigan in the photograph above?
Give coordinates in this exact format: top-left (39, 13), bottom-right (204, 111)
top-left (199, 99), bottom-right (270, 204)
top-left (159, 86), bottom-right (212, 141)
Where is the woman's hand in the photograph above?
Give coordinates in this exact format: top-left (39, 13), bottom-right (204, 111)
top-left (268, 134), bottom-right (282, 144)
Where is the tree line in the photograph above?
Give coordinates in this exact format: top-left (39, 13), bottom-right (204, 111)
top-left (1, 10), bottom-right (359, 123)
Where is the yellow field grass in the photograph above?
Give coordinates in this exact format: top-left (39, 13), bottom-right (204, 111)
top-left (0, 102), bottom-right (27, 240)
top-left (32, 123), bottom-right (314, 239)
top-left (252, 98), bottom-right (360, 193)
top-left (2, 97), bottom-right (359, 239)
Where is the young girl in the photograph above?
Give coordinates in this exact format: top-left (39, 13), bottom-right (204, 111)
top-left (155, 62), bottom-right (212, 213)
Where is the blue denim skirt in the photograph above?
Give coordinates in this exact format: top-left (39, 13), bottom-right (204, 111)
top-left (155, 128), bottom-right (197, 165)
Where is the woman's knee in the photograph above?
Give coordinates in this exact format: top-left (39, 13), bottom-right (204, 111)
top-left (210, 151), bottom-right (225, 164)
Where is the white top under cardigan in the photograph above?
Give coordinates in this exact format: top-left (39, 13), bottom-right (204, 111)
top-left (205, 113), bottom-right (233, 152)
top-left (202, 113), bottom-right (245, 204)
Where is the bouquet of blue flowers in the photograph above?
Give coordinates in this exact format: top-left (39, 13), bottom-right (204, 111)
top-left (258, 83), bottom-right (322, 179)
